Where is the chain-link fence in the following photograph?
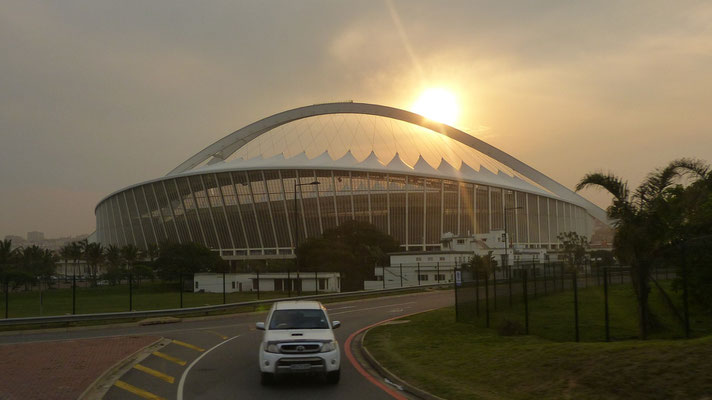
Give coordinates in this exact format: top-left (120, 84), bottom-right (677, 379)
top-left (455, 261), bottom-right (711, 341)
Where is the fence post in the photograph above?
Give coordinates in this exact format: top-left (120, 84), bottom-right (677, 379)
top-left (256, 269), bottom-right (261, 300)
top-left (485, 272), bottom-right (490, 328)
top-left (454, 267), bottom-right (459, 322)
top-left (475, 266), bottom-right (480, 317)
top-left (129, 271), bottom-right (133, 311)
top-left (682, 246), bottom-right (690, 338)
top-left (180, 274), bottom-right (184, 308)
top-left (604, 267), bottom-right (610, 342)
top-left (4, 279), bottom-right (8, 318)
top-left (573, 270), bottom-right (580, 342)
top-left (316, 270), bottom-right (320, 295)
top-left (417, 263), bottom-right (421, 286)
top-left (508, 264), bottom-right (513, 307)
top-left (493, 267), bottom-right (497, 311)
top-left (72, 270), bottom-right (76, 315)
top-left (543, 263), bottom-right (548, 295)
top-left (523, 268), bottom-right (529, 334)
top-left (400, 263), bottom-right (403, 287)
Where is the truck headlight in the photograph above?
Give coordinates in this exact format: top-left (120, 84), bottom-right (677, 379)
top-left (265, 343), bottom-right (279, 353)
top-left (320, 341), bottom-right (337, 353)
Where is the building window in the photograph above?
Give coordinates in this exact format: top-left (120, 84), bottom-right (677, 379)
top-left (457, 239), bottom-right (465, 244)
top-left (439, 257), bottom-right (445, 261)
top-left (436, 274), bottom-right (446, 281)
top-left (416, 257), bottom-right (422, 261)
top-left (232, 281), bottom-right (236, 289)
top-left (319, 278), bottom-right (327, 290)
top-left (419, 274), bottom-right (429, 281)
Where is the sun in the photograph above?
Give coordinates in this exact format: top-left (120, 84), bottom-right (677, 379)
top-left (411, 88), bottom-right (460, 126)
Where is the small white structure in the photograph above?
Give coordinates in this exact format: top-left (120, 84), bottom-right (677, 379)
top-left (193, 272), bottom-right (341, 293)
top-left (365, 264), bottom-right (455, 290)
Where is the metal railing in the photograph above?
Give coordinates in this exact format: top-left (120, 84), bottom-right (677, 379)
top-left (0, 281), bottom-right (451, 327)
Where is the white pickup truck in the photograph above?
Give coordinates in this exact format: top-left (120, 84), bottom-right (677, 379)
top-left (256, 300), bottom-right (341, 385)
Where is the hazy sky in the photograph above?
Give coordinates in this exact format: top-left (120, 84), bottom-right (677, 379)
top-left (1, 1), bottom-right (711, 238)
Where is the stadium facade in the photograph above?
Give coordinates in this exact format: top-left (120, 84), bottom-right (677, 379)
top-left (94, 102), bottom-right (608, 259)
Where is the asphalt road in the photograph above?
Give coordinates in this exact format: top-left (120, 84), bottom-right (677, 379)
top-left (0, 289), bottom-right (454, 400)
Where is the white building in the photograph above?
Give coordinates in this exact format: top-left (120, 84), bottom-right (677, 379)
top-left (364, 230), bottom-right (550, 289)
top-left (193, 272), bottom-right (341, 293)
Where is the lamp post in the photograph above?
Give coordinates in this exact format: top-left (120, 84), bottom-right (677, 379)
top-left (294, 179), bottom-right (320, 296)
top-left (503, 205), bottom-right (523, 273)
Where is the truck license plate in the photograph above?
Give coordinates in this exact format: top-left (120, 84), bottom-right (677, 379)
top-left (290, 363), bottom-right (311, 371)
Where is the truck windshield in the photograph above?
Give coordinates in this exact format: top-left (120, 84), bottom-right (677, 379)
top-left (269, 309), bottom-right (329, 330)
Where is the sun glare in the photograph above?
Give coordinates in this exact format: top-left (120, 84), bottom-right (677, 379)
top-left (411, 88), bottom-right (460, 126)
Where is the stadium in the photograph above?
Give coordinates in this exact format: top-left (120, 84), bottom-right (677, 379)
top-left (94, 102), bottom-right (607, 260)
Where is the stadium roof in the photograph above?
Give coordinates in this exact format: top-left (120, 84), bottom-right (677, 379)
top-left (100, 102), bottom-right (608, 224)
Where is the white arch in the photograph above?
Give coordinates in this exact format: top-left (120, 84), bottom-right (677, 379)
top-left (168, 102), bottom-right (608, 223)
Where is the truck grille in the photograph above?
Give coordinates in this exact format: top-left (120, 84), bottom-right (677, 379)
top-left (278, 343), bottom-right (321, 354)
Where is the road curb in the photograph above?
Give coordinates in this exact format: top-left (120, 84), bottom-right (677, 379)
top-left (356, 319), bottom-right (447, 400)
top-left (78, 337), bottom-right (170, 400)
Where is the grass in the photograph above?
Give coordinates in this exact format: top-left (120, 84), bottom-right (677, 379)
top-left (0, 282), bottom-right (435, 331)
top-left (0, 283), bottom-right (288, 318)
top-left (365, 307), bottom-right (712, 400)
top-left (458, 279), bottom-right (712, 341)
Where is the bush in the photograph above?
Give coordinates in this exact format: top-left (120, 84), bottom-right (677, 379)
top-left (497, 320), bottom-right (525, 336)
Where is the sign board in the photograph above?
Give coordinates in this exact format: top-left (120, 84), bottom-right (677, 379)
top-left (455, 270), bottom-right (462, 287)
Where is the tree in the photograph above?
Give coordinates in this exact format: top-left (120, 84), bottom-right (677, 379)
top-left (67, 241), bottom-right (84, 280)
top-left (576, 158), bottom-right (709, 338)
top-left (103, 245), bottom-right (123, 285)
top-left (0, 239), bottom-right (19, 291)
top-left (83, 242), bottom-right (104, 285)
top-left (153, 242), bottom-right (226, 282)
top-left (59, 244), bottom-right (73, 281)
top-left (557, 232), bottom-right (588, 271)
top-left (297, 220), bottom-right (401, 291)
top-left (121, 244), bottom-right (140, 286)
top-left (469, 252), bottom-right (498, 280)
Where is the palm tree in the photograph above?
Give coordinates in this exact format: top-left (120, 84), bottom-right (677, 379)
top-left (59, 244), bottom-right (73, 282)
top-left (0, 239), bottom-right (17, 291)
top-left (576, 158), bottom-right (709, 338)
top-left (83, 243), bottom-right (104, 285)
top-left (121, 244), bottom-right (139, 286)
top-left (68, 241), bottom-right (84, 282)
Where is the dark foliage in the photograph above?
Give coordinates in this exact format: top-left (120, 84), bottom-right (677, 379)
top-left (297, 220), bottom-right (401, 291)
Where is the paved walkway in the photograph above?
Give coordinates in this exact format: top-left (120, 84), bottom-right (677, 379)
top-left (0, 335), bottom-right (159, 400)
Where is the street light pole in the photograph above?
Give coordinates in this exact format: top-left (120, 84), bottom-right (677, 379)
top-left (294, 179), bottom-right (320, 296)
top-left (503, 205), bottom-right (523, 274)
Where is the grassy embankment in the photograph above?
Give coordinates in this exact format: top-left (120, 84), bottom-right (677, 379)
top-left (365, 282), bottom-right (712, 400)
top-left (0, 283), bottom-right (285, 318)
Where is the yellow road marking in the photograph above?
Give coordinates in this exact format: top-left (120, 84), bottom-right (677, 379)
top-left (152, 351), bottom-right (187, 366)
top-left (204, 330), bottom-right (229, 340)
top-left (114, 380), bottom-right (166, 400)
top-left (134, 364), bottom-right (175, 384)
top-left (172, 339), bottom-right (205, 352)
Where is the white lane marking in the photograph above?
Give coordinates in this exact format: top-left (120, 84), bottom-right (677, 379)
top-left (0, 324), bottom-right (246, 345)
top-left (177, 335), bottom-right (241, 400)
top-left (329, 302), bottom-right (416, 316)
top-left (326, 305), bottom-right (356, 311)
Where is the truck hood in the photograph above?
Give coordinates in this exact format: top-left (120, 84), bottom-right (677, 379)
top-left (264, 329), bottom-right (335, 343)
